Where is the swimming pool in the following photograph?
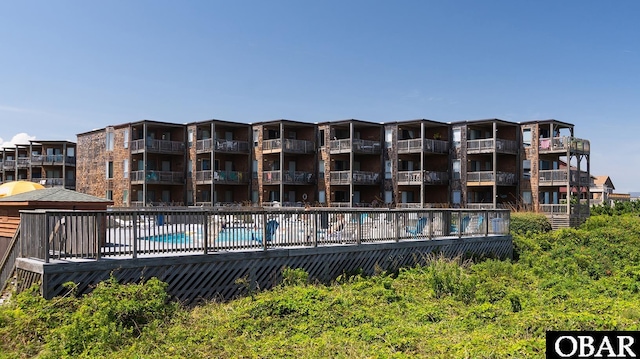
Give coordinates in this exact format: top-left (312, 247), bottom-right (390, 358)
top-left (143, 232), bottom-right (191, 244)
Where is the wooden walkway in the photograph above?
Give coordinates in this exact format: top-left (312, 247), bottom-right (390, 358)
top-left (5, 207), bottom-right (512, 304)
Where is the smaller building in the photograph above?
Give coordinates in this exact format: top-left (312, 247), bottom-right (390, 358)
top-left (590, 175), bottom-right (630, 206)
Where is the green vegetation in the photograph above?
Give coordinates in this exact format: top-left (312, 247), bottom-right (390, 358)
top-left (3, 211), bottom-right (640, 358)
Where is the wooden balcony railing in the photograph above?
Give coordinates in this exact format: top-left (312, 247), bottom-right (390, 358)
top-left (466, 138), bottom-right (518, 154)
top-left (397, 138), bottom-right (449, 154)
top-left (466, 171), bottom-right (517, 185)
top-left (262, 171), bottom-right (314, 185)
top-left (329, 139), bottom-right (381, 154)
top-left (131, 170), bottom-right (185, 184)
top-left (539, 136), bottom-right (590, 154)
top-left (262, 139), bottom-right (315, 154)
top-left (130, 139), bottom-right (186, 154)
top-left (195, 170), bottom-right (249, 184)
top-left (538, 170), bottom-right (590, 186)
top-left (397, 171), bottom-right (449, 185)
top-left (196, 139), bottom-right (250, 153)
top-left (329, 170), bottom-right (380, 185)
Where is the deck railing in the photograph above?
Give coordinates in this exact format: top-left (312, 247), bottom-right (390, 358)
top-left (466, 138), bottom-right (518, 154)
top-left (397, 138), bottom-right (449, 154)
top-left (329, 170), bottom-right (380, 185)
top-left (262, 139), bottom-right (315, 154)
top-left (466, 171), bottom-right (517, 185)
top-left (130, 139), bottom-right (186, 153)
top-left (539, 136), bottom-right (590, 153)
top-left (17, 208), bottom-right (511, 263)
top-left (329, 139), bottom-right (381, 154)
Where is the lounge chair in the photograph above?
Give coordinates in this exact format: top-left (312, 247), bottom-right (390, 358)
top-left (406, 217), bottom-right (428, 237)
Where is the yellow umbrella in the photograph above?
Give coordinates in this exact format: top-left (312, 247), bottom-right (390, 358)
top-left (0, 180), bottom-right (46, 198)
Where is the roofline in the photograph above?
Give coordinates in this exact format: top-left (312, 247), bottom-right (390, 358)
top-left (519, 119), bottom-right (575, 128)
top-left (449, 118), bottom-right (520, 126)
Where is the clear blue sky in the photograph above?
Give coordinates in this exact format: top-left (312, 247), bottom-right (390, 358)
top-left (1, 1), bottom-right (638, 192)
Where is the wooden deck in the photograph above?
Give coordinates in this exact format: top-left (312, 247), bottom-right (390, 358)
top-left (5, 207), bottom-right (512, 304)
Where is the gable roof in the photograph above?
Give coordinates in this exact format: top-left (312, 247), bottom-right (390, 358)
top-left (0, 187), bottom-right (112, 203)
top-left (593, 175), bottom-right (615, 190)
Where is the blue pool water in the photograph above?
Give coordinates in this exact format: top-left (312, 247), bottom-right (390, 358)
top-left (143, 232), bottom-right (191, 244)
top-left (217, 227), bottom-right (262, 242)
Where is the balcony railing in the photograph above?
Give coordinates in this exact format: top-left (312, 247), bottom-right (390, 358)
top-left (30, 154), bottom-right (76, 166)
top-left (262, 139), bottom-right (315, 154)
top-left (131, 170), bottom-right (185, 184)
top-left (539, 136), bottom-right (590, 154)
top-left (262, 171), bottom-right (314, 185)
top-left (466, 171), bottom-right (517, 185)
top-left (30, 178), bottom-right (76, 188)
top-left (16, 157), bottom-right (30, 168)
top-left (466, 139), bottom-right (518, 154)
top-left (538, 170), bottom-right (590, 186)
top-left (397, 138), bottom-right (449, 154)
top-left (195, 170), bottom-right (249, 184)
top-left (329, 139), bottom-right (381, 154)
top-left (196, 139), bottom-right (250, 153)
top-left (130, 139), bottom-right (186, 154)
top-left (329, 170), bottom-right (380, 185)
top-left (3, 160), bottom-right (15, 170)
top-left (397, 171), bottom-right (449, 185)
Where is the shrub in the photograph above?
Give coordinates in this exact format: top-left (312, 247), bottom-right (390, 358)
top-left (46, 276), bottom-right (177, 357)
top-left (510, 212), bottom-right (551, 235)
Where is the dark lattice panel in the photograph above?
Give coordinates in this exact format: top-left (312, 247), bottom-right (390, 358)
top-left (24, 237), bottom-right (511, 304)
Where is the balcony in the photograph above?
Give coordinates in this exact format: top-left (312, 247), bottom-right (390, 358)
top-left (466, 139), bottom-right (518, 154)
top-left (30, 154), bottom-right (77, 166)
top-left (397, 171), bottom-right (449, 185)
top-left (538, 170), bottom-right (590, 186)
top-left (466, 171), bottom-right (517, 186)
top-left (329, 139), bottom-right (381, 155)
top-left (262, 171), bottom-right (315, 185)
top-left (3, 160), bottom-right (15, 170)
top-left (31, 178), bottom-right (76, 189)
top-left (262, 139), bottom-right (315, 154)
top-left (329, 170), bottom-right (380, 185)
top-left (16, 157), bottom-right (30, 168)
top-left (195, 170), bottom-right (249, 184)
top-left (539, 136), bottom-right (590, 154)
top-left (397, 138), bottom-right (449, 154)
top-left (130, 170), bottom-right (185, 185)
top-left (196, 139), bottom-right (250, 153)
top-left (130, 139), bottom-right (185, 154)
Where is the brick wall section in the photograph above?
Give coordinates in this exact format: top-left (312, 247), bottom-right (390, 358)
top-left (76, 130), bottom-right (108, 199)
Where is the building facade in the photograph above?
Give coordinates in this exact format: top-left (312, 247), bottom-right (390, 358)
top-left (75, 118), bottom-right (591, 226)
top-left (0, 140), bottom-right (76, 189)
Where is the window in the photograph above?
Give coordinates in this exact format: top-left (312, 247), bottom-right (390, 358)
top-left (253, 129), bottom-right (259, 147)
top-left (318, 190), bottom-right (326, 203)
top-left (385, 160), bottom-right (392, 179)
top-left (252, 160), bottom-right (258, 178)
top-left (522, 191), bottom-right (532, 204)
top-left (123, 129), bottom-right (129, 148)
top-left (319, 130), bottom-right (325, 147)
top-left (453, 128), bottom-right (461, 148)
top-left (522, 128), bottom-right (531, 147)
top-left (188, 129), bottom-right (194, 148)
top-left (385, 129), bottom-right (393, 148)
top-left (452, 160), bottom-right (461, 180)
top-left (523, 160), bottom-right (531, 179)
top-left (106, 190), bottom-right (113, 200)
top-left (384, 191), bottom-right (393, 204)
top-left (123, 190), bottom-right (129, 205)
top-left (452, 190), bottom-right (461, 205)
top-left (123, 159), bottom-right (129, 179)
top-left (106, 131), bottom-right (114, 151)
top-left (319, 160), bottom-right (325, 175)
top-left (106, 161), bottom-right (114, 179)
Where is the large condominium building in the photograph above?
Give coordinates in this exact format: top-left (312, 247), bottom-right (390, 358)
top-left (76, 118), bottom-right (591, 228)
top-left (0, 140), bottom-right (77, 189)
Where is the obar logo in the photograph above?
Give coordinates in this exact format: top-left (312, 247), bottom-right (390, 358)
top-left (547, 331), bottom-right (640, 358)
